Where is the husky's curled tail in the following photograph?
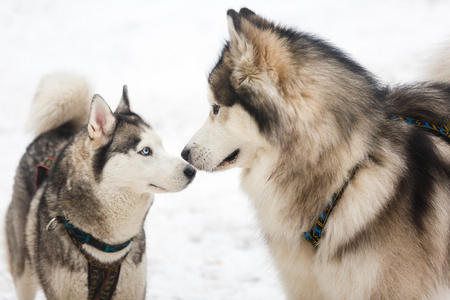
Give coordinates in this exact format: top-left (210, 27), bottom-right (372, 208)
top-left (27, 72), bottom-right (92, 137)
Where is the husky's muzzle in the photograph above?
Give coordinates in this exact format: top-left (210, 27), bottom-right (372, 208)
top-left (183, 164), bottom-right (196, 180)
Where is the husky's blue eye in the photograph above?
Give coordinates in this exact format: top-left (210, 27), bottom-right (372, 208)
top-left (139, 147), bottom-right (152, 156)
top-left (212, 104), bottom-right (220, 115)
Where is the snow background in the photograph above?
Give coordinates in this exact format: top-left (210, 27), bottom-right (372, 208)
top-left (1, 0), bottom-right (450, 299)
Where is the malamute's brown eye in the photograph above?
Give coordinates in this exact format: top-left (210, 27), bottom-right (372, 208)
top-left (139, 147), bottom-right (152, 156)
top-left (212, 104), bottom-right (220, 115)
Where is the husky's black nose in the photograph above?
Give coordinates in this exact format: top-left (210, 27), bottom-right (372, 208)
top-left (183, 165), bottom-right (196, 180)
top-left (181, 147), bottom-right (191, 162)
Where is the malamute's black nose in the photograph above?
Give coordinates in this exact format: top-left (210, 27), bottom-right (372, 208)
top-left (181, 147), bottom-right (191, 162)
top-left (183, 165), bottom-right (196, 180)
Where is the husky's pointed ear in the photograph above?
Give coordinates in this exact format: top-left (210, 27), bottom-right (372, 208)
top-left (227, 9), bottom-right (245, 45)
top-left (88, 94), bottom-right (116, 147)
top-left (115, 85), bottom-right (131, 114)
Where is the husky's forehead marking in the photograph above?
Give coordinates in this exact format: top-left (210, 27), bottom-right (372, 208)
top-left (115, 111), bottom-right (151, 128)
top-left (92, 112), bottom-right (149, 181)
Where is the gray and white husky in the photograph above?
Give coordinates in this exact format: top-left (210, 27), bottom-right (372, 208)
top-left (6, 72), bottom-right (196, 300)
top-left (182, 8), bottom-right (450, 299)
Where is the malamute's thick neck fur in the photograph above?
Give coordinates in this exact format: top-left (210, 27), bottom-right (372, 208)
top-left (209, 9), bottom-right (388, 231)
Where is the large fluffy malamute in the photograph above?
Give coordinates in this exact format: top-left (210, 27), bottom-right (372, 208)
top-left (6, 72), bottom-right (196, 299)
top-left (182, 8), bottom-right (450, 299)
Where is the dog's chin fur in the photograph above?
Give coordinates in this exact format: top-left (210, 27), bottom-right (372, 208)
top-left (183, 8), bottom-right (450, 299)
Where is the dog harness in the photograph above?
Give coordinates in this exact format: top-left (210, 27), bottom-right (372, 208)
top-left (302, 165), bottom-right (359, 249)
top-left (389, 114), bottom-right (450, 142)
top-left (49, 216), bottom-right (131, 300)
top-left (303, 114), bottom-right (450, 249)
top-left (35, 157), bottom-right (55, 190)
top-left (37, 157), bottom-right (132, 300)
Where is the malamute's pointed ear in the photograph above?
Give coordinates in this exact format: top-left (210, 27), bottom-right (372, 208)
top-left (239, 8), bottom-right (272, 28)
top-left (227, 9), bottom-right (244, 46)
top-left (239, 8), bottom-right (257, 21)
top-left (115, 85), bottom-right (131, 114)
top-left (226, 8), bottom-right (291, 91)
top-left (227, 8), bottom-right (269, 44)
top-left (88, 94), bottom-right (116, 147)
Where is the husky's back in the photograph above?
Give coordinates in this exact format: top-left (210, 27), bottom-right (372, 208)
top-left (5, 72), bottom-right (91, 298)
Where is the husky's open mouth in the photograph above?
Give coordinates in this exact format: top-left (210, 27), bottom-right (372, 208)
top-left (218, 149), bottom-right (240, 168)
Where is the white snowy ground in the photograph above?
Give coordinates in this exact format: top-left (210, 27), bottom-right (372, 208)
top-left (1, 0), bottom-right (450, 299)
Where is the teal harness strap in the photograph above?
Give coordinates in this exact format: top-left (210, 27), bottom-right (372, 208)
top-left (39, 158), bottom-right (131, 300)
top-left (65, 225), bottom-right (128, 300)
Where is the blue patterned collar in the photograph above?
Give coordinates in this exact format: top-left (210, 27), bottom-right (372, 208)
top-left (303, 165), bottom-right (359, 249)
